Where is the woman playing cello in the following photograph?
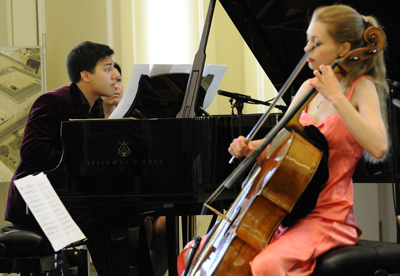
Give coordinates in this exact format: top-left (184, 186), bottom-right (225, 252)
top-left (178, 4), bottom-right (389, 276)
top-left (227, 4), bottom-right (388, 276)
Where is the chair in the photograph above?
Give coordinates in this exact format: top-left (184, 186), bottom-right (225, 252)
top-left (313, 239), bottom-right (400, 276)
top-left (0, 225), bottom-right (89, 276)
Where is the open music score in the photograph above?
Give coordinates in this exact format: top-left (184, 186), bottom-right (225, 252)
top-left (14, 172), bottom-right (86, 252)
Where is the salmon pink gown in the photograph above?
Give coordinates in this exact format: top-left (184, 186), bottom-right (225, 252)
top-left (178, 76), bottom-right (367, 276)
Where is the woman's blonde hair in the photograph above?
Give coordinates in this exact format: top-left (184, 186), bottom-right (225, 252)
top-left (312, 4), bottom-right (389, 162)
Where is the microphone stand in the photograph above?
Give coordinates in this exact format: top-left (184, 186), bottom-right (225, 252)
top-left (183, 236), bottom-right (202, 276)
top-left (218, 90), bottom-right (287, 112)
top-left (220, 92), bottom-right (286, 149)
top-left (229, 96), bottom-right (245, 139)
top-left (246, 97), bottom-right (287, 112)
top-left (387, 79), bottom-right (400, 243)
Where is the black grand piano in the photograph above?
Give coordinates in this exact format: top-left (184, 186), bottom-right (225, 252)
top-left (49, 70), bottom-right (280, 276)
top-left (48, 0), bottom-right (400, 275)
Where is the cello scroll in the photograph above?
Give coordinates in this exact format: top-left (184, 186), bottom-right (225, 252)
top-left (336, 26), bottom-right (386, 76)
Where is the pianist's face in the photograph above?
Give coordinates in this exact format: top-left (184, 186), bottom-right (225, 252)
top-left (88, 56), bottom-right (119, 98)
top-left (102, 67), bottom-right (123, 106)
top-left (304, 20), bottom-right (346, 71)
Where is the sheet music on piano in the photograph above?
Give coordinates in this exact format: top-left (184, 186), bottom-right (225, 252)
top-left (108, 64), bottom-right (227, 119)
top-left (14, 173), bottom-right (86, 252)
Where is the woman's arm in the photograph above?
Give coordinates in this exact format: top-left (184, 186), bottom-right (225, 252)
top-left (311, 65), bottom-right (387, 158)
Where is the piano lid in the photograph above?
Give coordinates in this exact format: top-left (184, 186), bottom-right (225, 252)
top-left (219, 0), bottom-right (400, 106)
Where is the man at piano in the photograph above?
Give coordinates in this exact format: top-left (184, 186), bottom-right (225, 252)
top-left (4, 41), bottom-right (120, 275)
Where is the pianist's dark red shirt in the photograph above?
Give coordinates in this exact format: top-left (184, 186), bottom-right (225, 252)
top-left (5, 83), bottom-right (104, 226)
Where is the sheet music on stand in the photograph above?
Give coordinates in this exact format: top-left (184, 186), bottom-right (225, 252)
top-left (108, 64), bottom-right (227, 119)
top-left (14, 172), bottom-right (86, 252)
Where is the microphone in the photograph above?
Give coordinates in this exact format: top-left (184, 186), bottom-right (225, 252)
top-left (218, 90), bottom-right (287, 112)
top-left (218, 90), bottom-right (251, 101)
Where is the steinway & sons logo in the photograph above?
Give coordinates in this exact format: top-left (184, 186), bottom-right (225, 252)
top-left (118, 141), bottom-right (131, 157)
top-left (85, 140), bottom-right (164, 166)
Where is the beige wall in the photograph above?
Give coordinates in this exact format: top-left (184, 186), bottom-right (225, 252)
top-left (0, 1), bottom-right (10, 46)
top-left (0, 182), bottom-right (11, 276)
top-left (0, 0), bottom-right (282, 118)
top-left (44, 0), bottom-right (108, 90)
top-left (43, 0), bottom-right (131, 91)
top-left (40, 0), bottom-right (268, 115)
top-left (209, 1), bottom-right (248, 115)
top-left (118, 0), bottom-right (134, 83)
top-left (201, 1), bottom-right (276, 115)
top-left (0, 183), bottom-right (10, 226)
top-left (0, 0), bottom-right (37, 46)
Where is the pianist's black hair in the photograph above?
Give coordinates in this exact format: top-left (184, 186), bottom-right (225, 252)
top-left (66, 41), bottom-right (114, 83)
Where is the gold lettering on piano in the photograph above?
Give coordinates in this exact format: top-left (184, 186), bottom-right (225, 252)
top-left (142, 159), bottom-right (164, 165)
top-left (86, 160), bottom-right (129, 166)
top-left (85, 159), bottom-right (164, 166)
top-left (118, 141), bottom-right (131, 157)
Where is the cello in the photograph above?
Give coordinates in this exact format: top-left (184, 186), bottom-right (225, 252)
top-left (184, 25), bottom-right (386, 276)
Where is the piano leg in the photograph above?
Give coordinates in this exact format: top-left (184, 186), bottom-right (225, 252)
top-left (181, 215), bottom-right (197, 246)
top-left (166, 216), bottom-right (179, 276)
top-left (107, 225), bottom-right (159, 275)
top-left (106, 227), bottom-right (130, 275)
top-left (67, 207), bottom-right (129, 275)
top-left (137, 224), bottom-right (155, 276)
